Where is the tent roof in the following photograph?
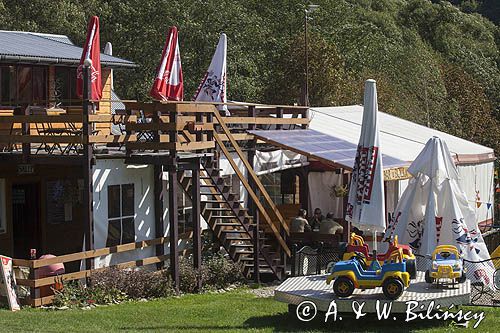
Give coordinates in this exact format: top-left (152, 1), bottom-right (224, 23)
top-left (309, 105), bottom-right (495, 165)
top-left (249, 129), bottom-right (408, 170)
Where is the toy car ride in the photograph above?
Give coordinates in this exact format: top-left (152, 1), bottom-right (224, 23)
top-left (342, 233), bottom-right (417, 279)
top-left (326, 248), bottom-right (411, 300)
top-left (425, 245), bottom-right (467, 284)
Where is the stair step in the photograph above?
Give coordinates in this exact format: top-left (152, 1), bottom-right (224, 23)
top-left (200, 184), bottom-right (218, 188)
top-left (204, 207), bottom-right (233, 211)
top-left (219, 229), bottom-right (247, 233)
top-left (225, 236), bottom-right (252, 241)
top-left (210, 215), bottom-right (237, 219)
top-left (235, 250), bottom-right (254, 255)
top-left (201, 199), bottom-right (244, 204)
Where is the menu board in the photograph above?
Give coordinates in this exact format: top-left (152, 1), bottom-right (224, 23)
top-left (47, 180), bottom-right (79, 224)
top-left (0, 255), bottom-right (20, 311)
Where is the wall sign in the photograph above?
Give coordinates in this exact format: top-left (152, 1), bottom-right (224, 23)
top-left (17, 164), bottom-right (34, 175)
top-left (0, 255), bottom-right (20, 311)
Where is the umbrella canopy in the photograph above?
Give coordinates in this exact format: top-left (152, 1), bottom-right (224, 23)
top-left (150, 26), bottom-right (183, 101)
top-left (345, 79), bottom-right (386, 233)
top-left (193, 33), bottom-right (227, 112)
top-left (76, 16), bottom-right (102, 101)
top-left (384, 136), bottom-right (493, 284)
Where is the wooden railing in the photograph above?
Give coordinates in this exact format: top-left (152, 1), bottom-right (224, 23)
top-left (0, 101), bottom-right (308, 155)
top-left (211, 108), bottom-right (291, 257)
top-left (12, 232), bottom-right (193, 307)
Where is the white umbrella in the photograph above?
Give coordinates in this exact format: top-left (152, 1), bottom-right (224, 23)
top-left (346, 79), bottom-right (386, 249)
top-left (193, 33), bottom-right (228, 114)
top-left (384, 136), bottom-right (493, 285)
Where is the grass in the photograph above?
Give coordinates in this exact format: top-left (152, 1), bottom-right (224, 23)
top-left (0, 289), bottom-right (499, 332)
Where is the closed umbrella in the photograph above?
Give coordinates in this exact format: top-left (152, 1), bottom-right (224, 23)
top-left (76, 16), bottom-right (102, 101)
top-left (346, 79), bottom-right (386, 250)
top-left (384, 136), bottom-right (493, 285)
top-left (150, 26), bottom-right (183, 101)
top-left (193, 33), bottom-right (227, 113)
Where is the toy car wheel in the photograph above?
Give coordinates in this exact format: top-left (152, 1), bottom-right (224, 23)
top-left (382, 277), bottom-right (404, 300)
top-left (333, 277), bottom-right (354, 298)
top-left (458, 273), bottom-right (467, 283)
top-left (425, 270), bottom-right (434, 283)
top-left (406, 259), bottom-right (417, 279)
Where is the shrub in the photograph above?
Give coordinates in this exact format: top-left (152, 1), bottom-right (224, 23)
top-left (91, 268), bottom-right (174, 299)
top-left (53, 282), bottom-right (127, 308)
top-left (178, 254), bottom-right (244, 293)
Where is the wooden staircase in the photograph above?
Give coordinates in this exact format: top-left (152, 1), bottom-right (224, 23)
top-left (179, 158), bottom-right (285, 280)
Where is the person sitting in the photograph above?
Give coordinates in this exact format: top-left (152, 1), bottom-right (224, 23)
top-left (290, 209), bottom-right (311, 233)
top-left (309, 208), bottom-right (324, 231)
top-left (319, 212), bottom-right (344, 235)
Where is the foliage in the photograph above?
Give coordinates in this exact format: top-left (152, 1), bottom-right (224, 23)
top-left (179, 254), bottom-right (244, 293)
top-left (90, 268), bottom-right (175, 299)
top-left (0, 0), bottom-right (498, 153)
top-left (52, 281), bottom-right (128, 308)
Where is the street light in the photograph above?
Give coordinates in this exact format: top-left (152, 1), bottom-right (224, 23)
top-left (304, 4), bottom-right (319, 107)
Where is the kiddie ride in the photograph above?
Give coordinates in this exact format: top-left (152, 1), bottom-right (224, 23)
top-left (425, 245), bottom-right (467, 285)
top-left (326, 247), bottom-right (411, 300)
top-left (342, 233), bottom-right (417, 279)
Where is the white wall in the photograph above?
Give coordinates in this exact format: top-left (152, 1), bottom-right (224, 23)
top-left (457, 162), bottom-right (495, 227)
top-left (92, 159), bottom-right (155, 268)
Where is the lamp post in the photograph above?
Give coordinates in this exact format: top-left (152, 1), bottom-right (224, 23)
top-left (304, 4), bottom-right (319, 107)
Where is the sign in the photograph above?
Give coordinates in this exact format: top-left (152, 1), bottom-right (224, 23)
top-left (383, 167), bottom-right (410, 181)
top-left (0, 255), bottom-right (20, 311)
top-left (17, 164), bottom-right (34, 175)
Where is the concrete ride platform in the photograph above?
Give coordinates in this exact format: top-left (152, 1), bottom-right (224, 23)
top-left (274, 272), bottom-right (471, 313)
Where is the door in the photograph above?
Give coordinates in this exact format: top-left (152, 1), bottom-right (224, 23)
top-left (12, 183), bottom-right (41, 259)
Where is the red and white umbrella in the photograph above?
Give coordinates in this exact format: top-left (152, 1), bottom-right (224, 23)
top-left (76, 16), bottom-right (102, 101)
top-left (193, 33), bottom-right (227, 112)
top-left (150, 26), bottom-right (183, 101)
top-left (346, 79), bottom-right (386, 246)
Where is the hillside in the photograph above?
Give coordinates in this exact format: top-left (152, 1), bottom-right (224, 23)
top-left (1, 0), bottom-right (499, 152)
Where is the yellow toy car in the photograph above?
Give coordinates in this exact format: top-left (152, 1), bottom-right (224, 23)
top-left (425, 245), bottom-right (467, 284)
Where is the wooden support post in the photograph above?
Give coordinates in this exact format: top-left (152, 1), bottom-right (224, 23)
top-left (253, 209), bottom-right (260, 284)
top-left (248, 106), bottom-right (256, 131)
top-left (82, 65), bottom-right (94, 272)
top-left (276, 107), bottom-right (284, 130)
top-left (191, 160), bottom-right (202, 291)
top-left (154, 164), bottom-right (164, 270)
top-left (301, 108), bottom-right (308, 129)
top-left (21, 106), bottom-right (30, 162)
top-left (28, 265), bottom-right (38, 305)
top-left (290, 243), bottom-right (298, 277)
top-left (299, 167), bottom-right (309, 211)
top-left (168, 109), bottom-right (180, 294)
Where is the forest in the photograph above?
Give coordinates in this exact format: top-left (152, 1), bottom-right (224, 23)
top-left (0, 0), bottom-right (499, 154)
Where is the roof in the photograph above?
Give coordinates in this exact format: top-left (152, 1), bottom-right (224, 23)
top-left (309, 105), bottom-right (495, 165)
top-left (0, 30), bottom-right (136, 69)
top-left (249, 129), bottom-right (408, 170)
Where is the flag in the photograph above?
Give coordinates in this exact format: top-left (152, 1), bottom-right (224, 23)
top-left (150, 26), bottom-right (183, 101)
top-left (193, 33), bottom-right (227, 112)
top-left (77, 16), bottom-right (102, 101)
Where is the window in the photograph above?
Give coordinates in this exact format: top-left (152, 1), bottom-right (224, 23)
top-left (259, 172), bottom-right (296, 205)
top-left (0, 179), bottom-right (6, 234)
top-left (107, 184), bottom-right (135, 246)
top-left (54, 67), bottom-right (78, 106)
top-left (0, 65), bottom-right (47, 106)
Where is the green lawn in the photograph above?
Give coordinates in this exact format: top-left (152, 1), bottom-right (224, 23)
top-left (0, 290), bottom-right (499, 332)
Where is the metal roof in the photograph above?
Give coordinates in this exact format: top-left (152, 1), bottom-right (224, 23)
top-left (309, 105), bottom-right (495, 165)
top-left (0, 30), bottom-right (136, 69)
top-left (249, 129), bottom-right (409, 170)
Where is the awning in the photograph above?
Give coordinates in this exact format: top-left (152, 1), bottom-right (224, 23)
top-left (249, 129), bottom-right (411, 180)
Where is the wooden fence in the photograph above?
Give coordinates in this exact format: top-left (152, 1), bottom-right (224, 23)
top-left (12, 232), bottom-right (193, 307)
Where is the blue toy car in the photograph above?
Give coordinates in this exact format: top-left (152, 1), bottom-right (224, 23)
top-left (326, 249), bottom-right (411, 300)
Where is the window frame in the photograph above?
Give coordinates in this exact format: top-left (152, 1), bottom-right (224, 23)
top-left (107, 183), bottom-right (135, 246)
